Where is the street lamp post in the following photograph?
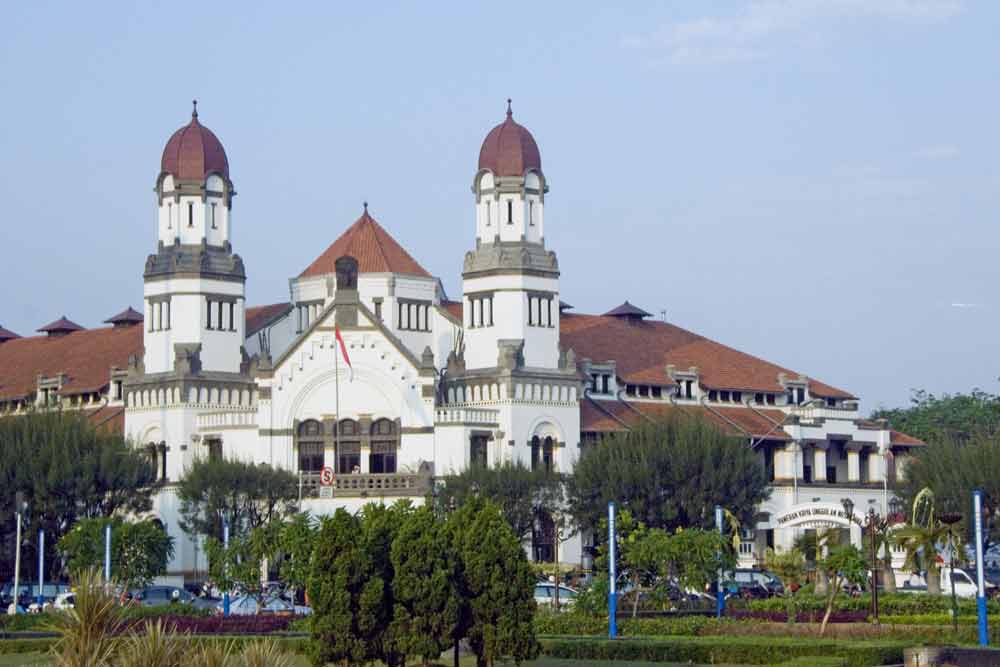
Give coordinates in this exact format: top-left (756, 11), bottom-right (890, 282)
top-left (940, 511), bottom-right (964, 634)
top-left (867, 509), bottom-right (879, 625)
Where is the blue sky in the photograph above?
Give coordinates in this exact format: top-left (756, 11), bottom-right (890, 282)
top-left (1, 1), bottom-right (997, 411)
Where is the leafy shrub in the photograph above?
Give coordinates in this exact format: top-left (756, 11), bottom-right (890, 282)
top-left (539, 635), bottom-right (908, 667)
top-left (740, 592), bottom-right (1000, 616)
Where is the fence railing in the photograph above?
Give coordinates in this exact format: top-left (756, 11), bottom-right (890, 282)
top-left (298, 471), bottom-right (431, 498)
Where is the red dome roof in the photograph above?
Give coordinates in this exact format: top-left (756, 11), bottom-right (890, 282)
top-left (478, 100), bottom-right (541, 177)
top-left (160, 102), bottom-right (229, 181)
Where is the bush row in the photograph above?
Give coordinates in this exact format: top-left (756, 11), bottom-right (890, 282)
top-left (0, 635), bottom-right (308, 656)
top-left (538, 635), bottom-right (908, 667)
top-left (740, 593), bottom-right (1000, 616)
top-left (0, 604), bottom-right (210, 632)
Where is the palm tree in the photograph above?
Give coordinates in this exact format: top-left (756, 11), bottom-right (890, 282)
top-left (794, 527), bottom-right (839, 595)
top-left (893, 522), bottom-right (948, 594)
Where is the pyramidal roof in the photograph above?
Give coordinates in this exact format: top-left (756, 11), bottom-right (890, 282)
top-left (300, 207), bottom-right (431, 279)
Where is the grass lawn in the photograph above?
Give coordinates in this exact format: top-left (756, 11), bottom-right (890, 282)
top-left (0, 654), bottom-right (749, 667)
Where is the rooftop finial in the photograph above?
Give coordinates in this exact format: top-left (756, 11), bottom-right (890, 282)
top-left (363, 200), bottom-right (368, 213)
top-left (192, 99), bottom-right (198, 119)
top-left (506, 98), bottom-right (512, 118)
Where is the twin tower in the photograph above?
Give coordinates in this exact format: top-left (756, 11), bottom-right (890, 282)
top-left (141, 100), bottom-right (561, 381)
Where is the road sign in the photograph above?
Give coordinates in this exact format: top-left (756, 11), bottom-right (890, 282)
top-left (319, 487), bottom-right (334, 499)
top-left (320, 467), bottom-right (335, 486)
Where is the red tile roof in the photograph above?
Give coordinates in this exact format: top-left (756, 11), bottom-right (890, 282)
top-left (0, 326), bottom-right (142, 401)
top-left (86, 405), bottom-right (126, 433)
top-left (0, 326), bottom-right (20, 342)
top-left (300, 209), bottom-right (431, 279)
top-left (160, 104), bottom-right (229, 181)
top-left (581, 398), bottom-right (792, 441)
top-left (441, 300), bottom-right (464, 322)
top-left (246, 302), bottom-right (292, 337)
top-left (890, 430), bottom-right (925, 447)
top-left (0, 305), bottom-right (290, 402)
top-left (38, 316), bottom-right (85, 334)
top-left (478, 102), bottom-right (542, 177)
top-left (604, 301), bottom-right (652, 319)
top-left (104, 307), bottom-right (144, 326)
top-left (561, 312), bottom-right (854, 399)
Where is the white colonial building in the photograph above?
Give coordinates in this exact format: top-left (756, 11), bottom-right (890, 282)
top-left (0, 101), bottom-right (924, 580)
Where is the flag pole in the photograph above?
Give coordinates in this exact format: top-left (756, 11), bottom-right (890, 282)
top-left (334, 334), bottom-right (340, 476)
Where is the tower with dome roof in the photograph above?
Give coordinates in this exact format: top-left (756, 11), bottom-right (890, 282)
top-left (141, 102), bottom-right (247, 377)
top-left (463, 100), bottom-right (562, 371)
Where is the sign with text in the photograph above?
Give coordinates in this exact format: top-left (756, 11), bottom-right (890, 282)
top-left (320, 467), bottom-right (335, 486)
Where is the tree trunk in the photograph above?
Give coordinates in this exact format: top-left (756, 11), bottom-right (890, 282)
top-left (819, 576), bottom-right (840, 637)
top-left (632, 574), bottom-right (641, 618)
top-left (927, 567), bottom-right (941, 595)
top-left (814, 569), bottom-right (829, 596)
top-left (881, 562), bottom-right (896, 593)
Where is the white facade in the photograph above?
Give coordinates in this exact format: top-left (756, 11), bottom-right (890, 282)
top-left (122, 109), bottom-right (910, 580)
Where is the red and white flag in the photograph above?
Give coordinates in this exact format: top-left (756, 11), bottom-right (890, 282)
top-left (335, 325), bottom-right (353, 381)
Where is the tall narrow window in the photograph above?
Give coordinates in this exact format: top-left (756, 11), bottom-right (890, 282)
top-left (211, 203), bottom-right (217, 229)
top-left (188, 202), bottom-right (193, 227)
top-left (228, 302), bottom-right (235, 331)
top-left (165, 299), bottom-right (170, 330)
top-left (529, 200), bottom-right (534, 225)
top-left (217, 301), bottom-right (224, 331)
top-left (507, 200), bottom-right (513, 224)
top-left (485, 202), bottom-right (491, 226)
top-left (206, 299), bottom-right (213, 329)
top-left (166, 204), bottom-right (172, 229)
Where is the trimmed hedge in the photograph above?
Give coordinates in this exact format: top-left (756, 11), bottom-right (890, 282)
top-left (0, 634), bottom-right (307, 656)
top-left (740, 593), bottom-right (1000, 616)
top-left (539, 635), bottom-right (908, 667)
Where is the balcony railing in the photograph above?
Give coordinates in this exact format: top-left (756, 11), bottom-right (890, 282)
top-left (434, 407), bottom-right (500, 426)
top-left (298, 471), bottom-right (431, 498)
top-left (196, 409), bottom-right (257, 430)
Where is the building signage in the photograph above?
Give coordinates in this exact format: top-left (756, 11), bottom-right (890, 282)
top-left (775, 504), bottom-right (857, 528)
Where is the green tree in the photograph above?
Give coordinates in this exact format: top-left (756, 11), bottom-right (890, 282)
top-left (793, 527), bottom-right (840, 596)
top-left (872, 388), bottom-right (1000, 444)
top-left (277, 512), bottom-right (317, 601)
top-left (566, 414), bottom-right (770, 534)
top-left (437, 460), bottom-right (559, 542)
top-left (764, 547), bottom-right (805, 623)
top-left (896, 433), bottom-right (1000, 547)
top-left (0, 411), bottom-right (156, 580)
top-left (58, 517), bottom-right (174, 590)
top-left (894, 521), bottom-right (950, 595)
top-left (391, 505), bottom-right (458, 667)
top-left (818, 545), bottom-right (868, 636)
top-left (359, 501), bottom-right (412, 667)
top-left (176, 457), bottom-right (298, 541)
top-left (307, 509), bottom-right (371, 667)
top-left (455, 499), bottom-right (539, 667)
top-left (204, 521), bottom-right (280, 606)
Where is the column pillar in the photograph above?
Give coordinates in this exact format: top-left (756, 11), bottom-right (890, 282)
top-left (813, 443), bottom-right (828, 483)
top-left (359, 416), bottom-right (372, 474)
top-left (868, 446), bottom-right (883, 482)
top-left (846, 444), bottom-right (861, 482)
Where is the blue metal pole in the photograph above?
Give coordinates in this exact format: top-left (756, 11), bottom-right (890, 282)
top-left (104, 523), bottom-right (111, 581)
top-left (715, 505), bottom-right (725, 618)
top-left (223, 522), bottom-right (231, 617)
top-left (974, 489), bottom-right (988, 646)
top-left (608, 501), bottom-right (617, 639)
top-left (37, 529), bottom-right (44, 608)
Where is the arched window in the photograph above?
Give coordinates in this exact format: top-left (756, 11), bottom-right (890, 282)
top-left (532, 511), bottom-right (556, 562)
top-left (337, 419), bottom-right (361, 474)
top-left (297, 420), bottom-right (324, 473)
top-left (531, 435), bottom-right (554, 473)
top-left (370, 418), bottom-right (398, 474)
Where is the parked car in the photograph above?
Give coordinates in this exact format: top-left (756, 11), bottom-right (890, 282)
top-left (533, 583), bottom-right (577, 608)
top-left (899, 567), bottom-right (996, 598)
top-left (214, 594), bottom-right (310, 616)
top-left (718, 569), bottom-right (784, 598)
top-left (132, 586), bottom-right (195, 607)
